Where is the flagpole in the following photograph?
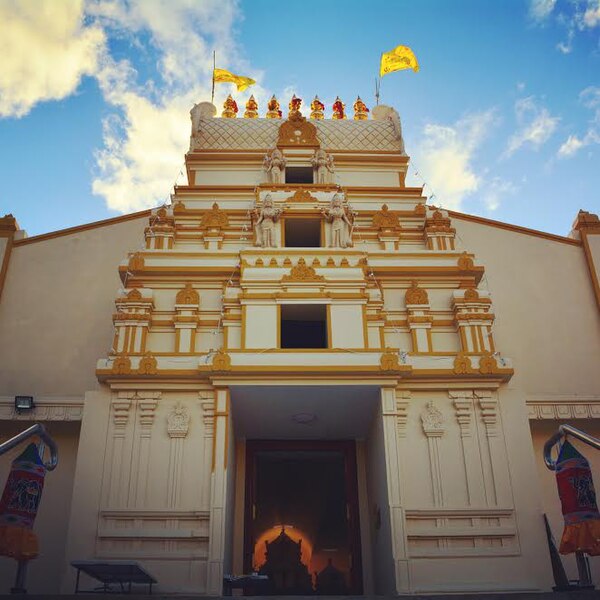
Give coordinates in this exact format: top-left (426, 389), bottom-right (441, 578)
top-left (211, 50), bottom-right (216, 104)
top-left (375, 77), bottom-right (381, 106)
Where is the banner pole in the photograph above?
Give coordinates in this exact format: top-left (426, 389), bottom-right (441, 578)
top-left (211, 50), bottom-right (216, 104)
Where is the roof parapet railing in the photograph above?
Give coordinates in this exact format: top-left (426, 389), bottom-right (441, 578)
top-left (0, 423), bottom-right (58, 470)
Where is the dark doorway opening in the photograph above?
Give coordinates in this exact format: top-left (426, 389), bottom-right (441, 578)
top-left (244, 440), bottom-right (363, 595)
top-left (280, 304), bottom-right (327, 349)
top-left (284, 218), bottom-right (322, 248)
top-left (285, 166), bottom-right (313, 184)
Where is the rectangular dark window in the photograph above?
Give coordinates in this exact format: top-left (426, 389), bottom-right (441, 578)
top-left (284, 218), bottom-right (321, 247)
top-left (285, 166), bottom-right (313, 184)
top-left (280, 304), bottom-right (328, 349)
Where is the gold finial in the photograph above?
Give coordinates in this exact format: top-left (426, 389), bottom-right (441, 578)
top-left (353, 96), bottom-right (369, 120)
top-left (266, 94), bottom-right (282, 119)
top-left (332, 96), bottom-right (346, 120)
top-left (244, 94), bottom-right (258, 118)
top-left (288, 94), bottom-right (302, 116)
top-left (310, 95), bottom-right (325, 119)
top-left (222, 94), bottom-right (238, 118)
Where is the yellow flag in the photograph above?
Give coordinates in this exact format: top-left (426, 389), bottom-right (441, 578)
top-left (380, 45), bottom-right (419, 77)
top-left (213, 68), bottom-right (256, 92)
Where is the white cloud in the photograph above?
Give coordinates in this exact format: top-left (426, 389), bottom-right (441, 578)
top-left (557, 86), bottom-right (600, 158)
top-left (413, 110), bottom-right (497, 211)
top-left (529, 0), bottom-right (557, 21)
top-left (481, 177), bottom-right (518, 211)
top-left (85, 0), bottom-right (273, 213)
top-left (558, 134), bottom-right (585, 156)
top-left (0, 0), bottom-right (105, 118)
top-left (583, 0), bottom-right (600, 27)
top-left (505, 96), bottom-right (559, 156)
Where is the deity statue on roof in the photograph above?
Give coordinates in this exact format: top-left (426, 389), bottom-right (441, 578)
top-left (222, 94), bottom-right (238, 118)
top-left (288, 94), bottom-right (302, 116)
top-left (253, 194), bottom-right (283, 248)
top-left (332, 96), bottom-right (346, 120)
top-left (353, 96), bottom-right (369, 120)
top-left (311, 148), bottom-right (334, 184)
top-left (310, 96), bottom-right (325, 119)
top-left (266, 95), bottom-right (282, 119)
top-left (263, 148), bottom-right (286, 184)
top-left (244, 95), bottom-right (259, 118)
top-left (322, 192), bottom-right (353, 248)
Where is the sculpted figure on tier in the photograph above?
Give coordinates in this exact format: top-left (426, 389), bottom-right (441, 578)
top-left (311, 149), bottom-right (334, 184)
top-left (322, 193), bottom-right (353, 248)
top-left (263, 148), bottom-right (286, 184)
top-left (266, 95), bottom-right (282, 119)
top-left (254, 194), bottom-right (283, 248)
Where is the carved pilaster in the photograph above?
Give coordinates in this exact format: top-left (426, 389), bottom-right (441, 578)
top-left (477, 391), bottom-right (498, 437)
top-left (452, 287), bottom-right (495, 355)
top-left (113, 289), bottom-right (154, 355)
top-left (449, 391), bottom-right (484, 507)
top-left (145, 206), bottom-right (175, 250)
top-left (174, 283), bottom-right (200, 353)
top-left (421, 401), bottom-right (445, 506)
top-left (166, 402), bottom-right (190, 508)
top-left (424, 208), bottom-right (456, 250)
top-left (107, 393), bottom-right (135, 507)
top-left (396, 390), bottom-right (411, 436)
top-left (406, 282), bottom-right (433, 353)
top-left (130, 392), bottom-right (160, 507)
top-left (200, 395), bottom-right (216, 437)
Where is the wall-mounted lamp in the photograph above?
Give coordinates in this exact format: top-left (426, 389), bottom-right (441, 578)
top-left (14, 396), bottom-right (35, 413)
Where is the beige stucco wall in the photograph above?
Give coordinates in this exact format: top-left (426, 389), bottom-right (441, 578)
top-left (453, 217), bottom-right (600, 395)
top-left (0, 217), bottom-right (147, 396)
top-left (531, 420), bottom-right (600, 583)
top-left (0, 421), bottom-right (80, 594)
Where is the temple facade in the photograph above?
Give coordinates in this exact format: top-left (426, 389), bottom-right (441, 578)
top-left (1, 95), bottom-right (600, 595)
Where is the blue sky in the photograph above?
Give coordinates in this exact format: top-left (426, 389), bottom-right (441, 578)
top-left (0, 0), bottom-right (599, 236)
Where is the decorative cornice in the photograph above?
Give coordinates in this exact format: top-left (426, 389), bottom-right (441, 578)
top-left (0, 396), bottom-right (83, 421)
top-left (527, 396), bottom-right (600, 420)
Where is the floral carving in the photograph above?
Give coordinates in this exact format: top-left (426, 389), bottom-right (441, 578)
top-left (453, 352), bottom-right (473, 374)
top-left (479, 352), bottom-right (498, 374)
top-left (127, 288), bottom-right (142, 300)
top-left (212, 349), bottom-right (232, 371)
top-left (176, 283), bottom-right (200, 305)
top-left (414, 203), bottom-right (426, 216)
top-left (173, 200), bottom-right (186, 213)
top-left (167, 403), bottom-right (190, 438)
top-left (457, 252), bottom-right (474, 270)
top-left (421, 401), bottom-right (445, 435)
top-left (281, 257), bottom-right (325, 282)
top-left (287, 188), bottom-right (317, 202)
top-left (372, 204), bottom-right (400, 230)
top-left (138, 352), bottom-right (158, 375)
top-left (463, 287), bottom-right (480, 302)
top-left (129, 252), bottom-right (145, 271)
top-left (112, 355), bottom-right (132, 375)
top-left (380, 348), bottom-right (400, 371)
top-left (200, 203), bottom-right (229, 230)
top-left (277, 111), bottom-right (319, 147)
top-left (405, 281), bottom-right (429, 305)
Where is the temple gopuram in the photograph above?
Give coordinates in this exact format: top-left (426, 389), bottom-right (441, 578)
top-left (1, 93), bottom-right (600, 595)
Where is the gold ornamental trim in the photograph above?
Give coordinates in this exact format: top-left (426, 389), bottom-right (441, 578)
top-left (281, 258), bottom-right (325, 282)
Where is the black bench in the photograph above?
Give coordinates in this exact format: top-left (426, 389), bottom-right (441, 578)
top-left (71, 560), bottom-right (157, 594)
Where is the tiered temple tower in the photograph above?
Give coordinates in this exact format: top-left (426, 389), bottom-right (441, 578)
top-left (59, 97), bottom-right (554, 595)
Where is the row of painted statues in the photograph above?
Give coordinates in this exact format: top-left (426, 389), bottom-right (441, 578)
top-left (254, 193), bottom-right (353, 249)
top-left (222, 94), bottom-right (369, 120)
top-left (263, 148), bottom-right (333, 185)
